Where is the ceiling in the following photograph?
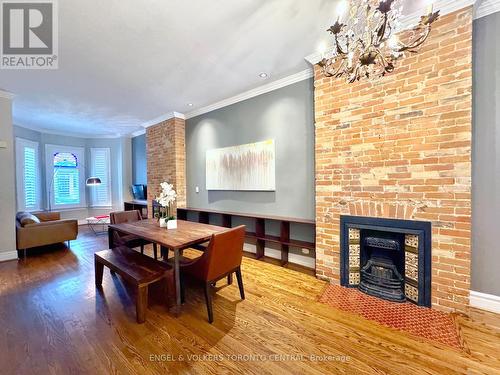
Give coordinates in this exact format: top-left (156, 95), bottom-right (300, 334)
top-left (0, 0), bottom-right (430, 138)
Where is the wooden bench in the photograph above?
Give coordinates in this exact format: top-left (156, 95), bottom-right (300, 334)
top-left (94, 246), bottom-right (174, 323)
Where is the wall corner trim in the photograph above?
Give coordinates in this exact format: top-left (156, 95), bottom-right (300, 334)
top-left (304, 0), bottom-right (479, 65)
top-left (475, 0), bottom-right (500, 18)
top-left (0, 251), bottom-right (18, 262)
top-left (141, 112), bottom-right (186, 130)
top-left (470, 290), bottom-right (500, 313)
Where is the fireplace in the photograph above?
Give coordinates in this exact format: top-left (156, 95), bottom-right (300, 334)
top-left (340, 216), bottom-right (432, 307)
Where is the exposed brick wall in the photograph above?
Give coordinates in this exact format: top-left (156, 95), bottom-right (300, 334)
top-left (146, 117), bottom-right (186, 215)
top-left (314, 8), bottom-right (472, 313)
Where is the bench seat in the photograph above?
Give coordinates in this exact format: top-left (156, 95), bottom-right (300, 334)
top-left (94, 246), bottom-right (174, 323)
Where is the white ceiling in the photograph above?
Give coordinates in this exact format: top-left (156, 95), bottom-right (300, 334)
top-left (0, 0), bottom-right (431, 138)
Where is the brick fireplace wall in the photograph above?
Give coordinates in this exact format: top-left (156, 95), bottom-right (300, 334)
top-left (314, 8), bottom-right (473, 313)
top-left (146, 116), bottom-right (187, 215)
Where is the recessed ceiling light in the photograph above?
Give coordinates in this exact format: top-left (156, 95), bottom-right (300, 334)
top-left (259, 72), bottom-right (268, 79)
top-left (188, 103), bottom-right (193, 107)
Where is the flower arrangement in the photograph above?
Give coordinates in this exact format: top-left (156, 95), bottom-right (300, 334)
top-left (155, 182), bottom-right (177, 223)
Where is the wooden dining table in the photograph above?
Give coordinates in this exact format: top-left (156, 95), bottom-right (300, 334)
top-left (107, 219), bottom-right (228, 315)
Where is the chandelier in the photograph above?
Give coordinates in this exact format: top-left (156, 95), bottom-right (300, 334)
top-left (318, 0), bottom-right (440, 83)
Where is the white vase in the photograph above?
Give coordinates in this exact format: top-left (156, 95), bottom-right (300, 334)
top-left (167, 219), bottom-right (178, 229)
top-left (159, 218), bottom-right (168, 228)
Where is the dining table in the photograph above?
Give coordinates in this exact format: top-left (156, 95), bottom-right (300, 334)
top-left (107, 218), bottom-right (228, 315)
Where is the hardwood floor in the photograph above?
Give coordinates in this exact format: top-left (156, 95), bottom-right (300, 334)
top-left (0, 226), bottom-right (499, 374)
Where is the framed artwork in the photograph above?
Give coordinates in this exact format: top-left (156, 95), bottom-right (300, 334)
top-left (206, 139), bottom-right (276, 191)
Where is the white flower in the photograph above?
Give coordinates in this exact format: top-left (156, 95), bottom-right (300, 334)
top-left (156, 181), bottom-right (177, 207)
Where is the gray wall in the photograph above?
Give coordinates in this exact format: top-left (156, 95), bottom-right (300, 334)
top-left (0, 95), bottom-right (17, 256)
top-left (132, 134), bottom-right (147, 185)
top-left (186, 78), bottom-right (315, 220)
top-left (472, 13), bottom-right (500, 296)
top-left (13, 125), bottom-right (132, 220)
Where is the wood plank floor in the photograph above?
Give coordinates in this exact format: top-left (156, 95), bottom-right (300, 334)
top-left (0, 226), bottom-right (499, 374)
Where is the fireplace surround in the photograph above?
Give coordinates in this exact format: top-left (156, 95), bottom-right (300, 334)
top-left (340, 215), bottom-right (432, 307)
top-left (314, 8), bottom-right (472, 312)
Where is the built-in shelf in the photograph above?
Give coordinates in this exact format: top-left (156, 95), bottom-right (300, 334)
top-left (177, 207), bottom-right (316, 270)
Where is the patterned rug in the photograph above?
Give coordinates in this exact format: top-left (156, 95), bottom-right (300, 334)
top-left (319, 285), bottom-right (462, 349)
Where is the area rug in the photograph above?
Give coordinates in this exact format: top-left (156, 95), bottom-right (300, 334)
top-left (319, 285), bottom-right (463, 349)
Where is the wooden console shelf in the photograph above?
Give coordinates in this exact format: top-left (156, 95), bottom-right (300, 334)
top-left (177, 207), bottom-right (315, 269)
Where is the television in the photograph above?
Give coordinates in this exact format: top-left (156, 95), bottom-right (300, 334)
top-left (131, 184), bottom-right (147, 200)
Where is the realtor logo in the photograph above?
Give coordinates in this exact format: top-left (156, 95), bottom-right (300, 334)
top-left (1, 0), bottom-right (58, 69)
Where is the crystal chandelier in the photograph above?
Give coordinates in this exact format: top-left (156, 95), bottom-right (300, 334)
top-left (318, 0), bottom-right (440, 83)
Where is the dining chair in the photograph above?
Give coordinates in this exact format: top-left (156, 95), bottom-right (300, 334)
top-left (180, 225), bottom-right (246, 323)
top-left (110, 210), bottom-right (158, 259)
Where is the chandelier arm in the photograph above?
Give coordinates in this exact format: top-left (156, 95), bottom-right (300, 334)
top-left (375, 13), bottom-right (389, 47)
top-left (328, 57), bottom-right (347, 78)
top-left (370, 48), bottom-right (388, 72)
top-left (376, 51), bottom-right (393, 73)
top-left (397, 26), bottom-right (431, 53)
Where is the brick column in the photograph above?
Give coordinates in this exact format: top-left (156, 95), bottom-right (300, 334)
top-left (146, 116), bottom-right (186, 217)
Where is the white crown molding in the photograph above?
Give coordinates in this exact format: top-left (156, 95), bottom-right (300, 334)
top-left (130, 129), bottom-right (146, 137)
top-left (475, 0), bottom-right (500, 18)
top-left (141, 111), bottom-right (186, 129)
top-left (0, 251), bottom-right (18, 262)
top-left (305, 0), bottom-right (479, 65)
top-left (14, 123), bottom-right (122, 139)
top-left (0, 89), bottom-right (15, 100)
top-left (185, 69), bottom-right (314, 120)
top-left (470, 290), bottom-right (500, 314)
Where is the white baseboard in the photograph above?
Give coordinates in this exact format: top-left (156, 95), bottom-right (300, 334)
top-left (243, 243), bottom-right (315, 269)
top-left (0, 251), bottom-right (18, 262)
top-left (470, 290), bottom-right (500, 314)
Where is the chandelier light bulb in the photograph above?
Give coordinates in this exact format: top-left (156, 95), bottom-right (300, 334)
top-left (426, 1), bottom-right (434, 14)
top-left (388, 35), bottom-right (399, 50)
top-left (318, 42), bottom-right (327, 58)
top-left (348, 51), bottom-right (354, 68)
top-left (336, 0), bottom-right (348, 19)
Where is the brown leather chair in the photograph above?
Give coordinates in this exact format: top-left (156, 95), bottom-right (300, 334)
top-left (180, 225), bottom-right (246, 323)
top-left (110, 210), bottom-right (157, 259)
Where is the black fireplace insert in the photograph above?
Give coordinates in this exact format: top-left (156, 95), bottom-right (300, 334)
top-left (340, 215), bottom-right (432, 307)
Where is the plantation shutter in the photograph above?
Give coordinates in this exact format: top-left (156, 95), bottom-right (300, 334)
top-left (15, 138), bottom-right (40, 211)
top-left (90, 148), bottom-right (111, 207)
top-left (23, 146), bottom-right (38, 209)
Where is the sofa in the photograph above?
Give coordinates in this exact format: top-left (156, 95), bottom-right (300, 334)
top-left (16, 211), bottom-right (78, 258)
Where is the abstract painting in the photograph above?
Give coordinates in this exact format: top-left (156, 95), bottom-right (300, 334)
top-left (206, 139), bottom-right (276, 191)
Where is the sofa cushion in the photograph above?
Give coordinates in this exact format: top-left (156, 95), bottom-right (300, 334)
top-left (17, 212), bottom-right (40, 227)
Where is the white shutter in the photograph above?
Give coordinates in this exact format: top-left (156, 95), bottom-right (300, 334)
top-left (24, 147), bottom-right (38, 209)
top-left (90, 148), bottom-right (112, 207)
top-left (15, 138), bottom-right (40, 211)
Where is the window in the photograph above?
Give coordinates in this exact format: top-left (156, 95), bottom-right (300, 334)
top-left (90, 148), bottom-right (112, 207)
top-left (15, 138), bottom-right (40, 211)
top-left (53, 152), bottom-right (80, 205)
top-left (45, 145), bottom-right (86, 209)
